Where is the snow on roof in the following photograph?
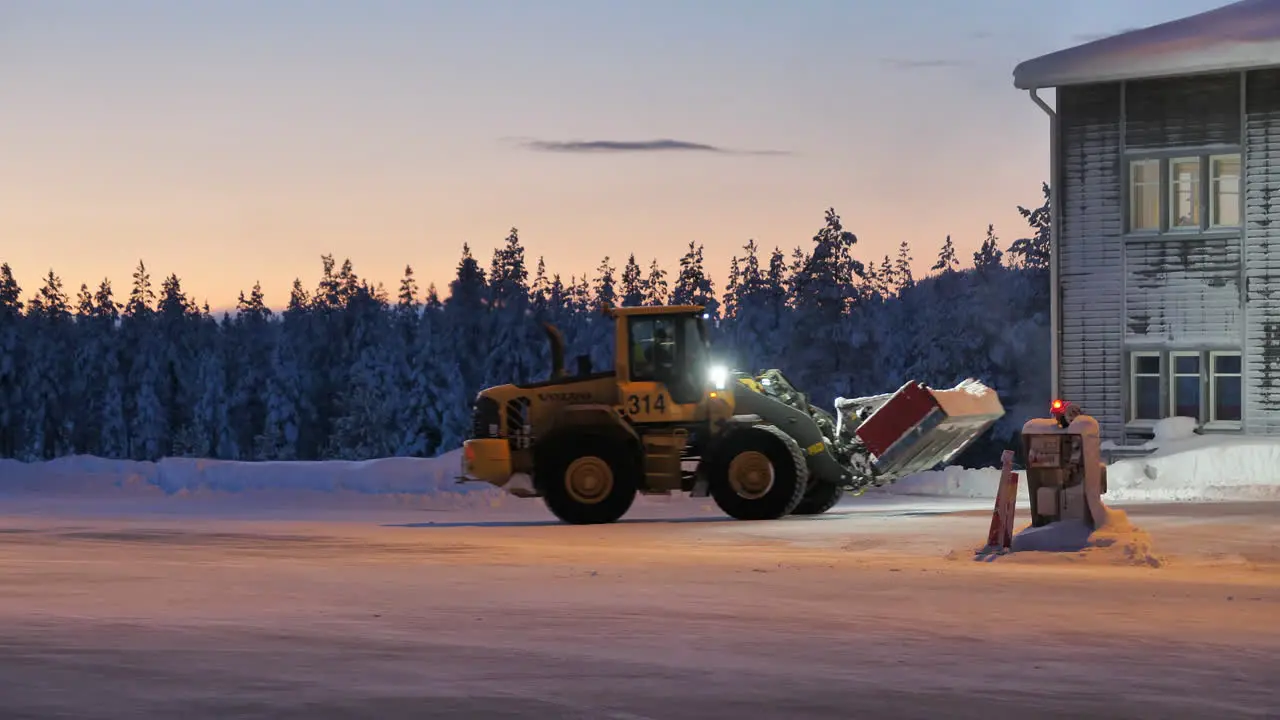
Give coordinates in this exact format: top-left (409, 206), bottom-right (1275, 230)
top-left (1013, 0), bottom-right (1280, 89)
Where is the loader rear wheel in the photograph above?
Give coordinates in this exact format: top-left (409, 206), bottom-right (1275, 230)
top-left (539, 435), bottom-right (638, 525)
top-left (791, 481), bottom-right (844, 515)
top-left (709, 426), bottom-right (808, 521)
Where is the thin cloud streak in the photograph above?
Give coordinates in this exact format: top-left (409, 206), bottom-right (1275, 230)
top-left (518, 138), bottom-right (790, 156)
top-left (878, 58), bottom-right (968, 69)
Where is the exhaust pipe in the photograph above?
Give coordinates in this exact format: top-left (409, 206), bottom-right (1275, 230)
top-left (542, 322), bottom-right (566, 380)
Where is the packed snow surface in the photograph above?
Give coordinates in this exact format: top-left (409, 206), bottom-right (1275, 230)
top-left (1014, 0), bottom-right (1280, 89)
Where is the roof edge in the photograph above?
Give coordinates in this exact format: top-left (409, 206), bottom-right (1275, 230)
top-left (1012, 0), bottom-right (1280, 89)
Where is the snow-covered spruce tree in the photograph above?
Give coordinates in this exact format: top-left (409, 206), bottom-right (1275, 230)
top-left (620, 254), bottom-right (645, 308)
top-left (671, 241), bottom-right (718, 319)
top-left (641, 258), bottom-right (669, 306)
top-left (0, 264), bottom-right (25, 458)
top-left (327, 280), bottom-right (406, 460)
top-left (117, 260), bottom-right (170, 461)
top-left (442, 243), bottom-right (490, 407)
top-left (483, 228), bottom-right (540, 389)
top-left (22, 271), bottom-right (74, 459)
top-left (155, 273), bottom-right (205, 459)
top-left (221, 282), bottom-right (273, 459)
top-left (784, 208), bottom-right (869, 403)
top-left (586, 256), bottom-right (618, 371)
top-left (255, 279), bottom-right (313, 460)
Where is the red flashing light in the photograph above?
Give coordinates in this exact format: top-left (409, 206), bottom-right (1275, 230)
top-left (1050, 399), bottom-right (1065, 413)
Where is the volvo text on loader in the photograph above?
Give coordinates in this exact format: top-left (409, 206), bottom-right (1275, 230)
top-left (458, 304), bottom-right (1006, 524)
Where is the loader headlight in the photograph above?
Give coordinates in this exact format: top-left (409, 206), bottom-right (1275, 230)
top-left (708, 364), bottom-right (728, 390)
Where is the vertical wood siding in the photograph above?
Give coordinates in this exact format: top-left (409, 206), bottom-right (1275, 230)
top-left (1058, 84), bottom-right (1124, 441)
top-left (1245, 69), bottom-right (1280, 433)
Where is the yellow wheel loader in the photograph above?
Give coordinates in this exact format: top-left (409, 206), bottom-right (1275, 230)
top-left (458, 304), bottom-right (1005, 524)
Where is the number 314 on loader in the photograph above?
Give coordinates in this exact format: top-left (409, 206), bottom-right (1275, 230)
top-left (458, 304), bottom-right (1006, 524)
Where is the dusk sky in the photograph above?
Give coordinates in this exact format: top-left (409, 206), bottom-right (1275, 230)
top-left (2, 0), bottom-right (1230, 312)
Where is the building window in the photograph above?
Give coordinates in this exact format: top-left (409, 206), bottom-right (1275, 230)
top-left (1129, 159), bottom-right (1161, 231)
top-left (1210, 155), bottom-right (1241, 228)
top-left (1130, 352), bottom-right (1162, 421)
top-left (1127, 349), bottom-right (1244, 427)
top-left (1170, 352), bottom-right (1201, 418)
top-left (1126, 152), bottom-right (1241, 234)
top-left (1210, 352), bottom-right (1243, 423)
top-left (1169, 157), bottom-right (1201, 229)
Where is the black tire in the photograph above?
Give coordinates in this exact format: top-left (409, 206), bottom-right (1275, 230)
top-left (791, 481), bottom-right (844, 515)
top-left (708, 425), bottom-right (808, 521)
top-left (539, 434), bottom-right (639, 525)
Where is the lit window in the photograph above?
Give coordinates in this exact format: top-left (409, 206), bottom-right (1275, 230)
top-left (1130, 352), bottom-right (1162, 420)
top-left (1129, 159), bottom-right (1160, 231)
top-left (1210, 352), bottom-right (1242, 422)
top-left (1170, 352), bottom-right (1201, 419)
top-left (1169, 157), bottom-right (1201, 228)
top-left (1210, 155), bottom-right (1241, 227)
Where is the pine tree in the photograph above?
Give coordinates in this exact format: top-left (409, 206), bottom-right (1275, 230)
top-left (0, 265), bottom-right (24, 458)
top-left (23, 271), bottom-right (73, 458)
top-left (672, 242), bottom-right (717, 317)
top-left (642, 259), bottom-right (669, 306)
top-left (932, 235), bottom-right (959, 274)
top-left (531, 257), bottom-right (551, 315)
top-left (973, 224), bottom-right (1004, 271)
top-left (593, 256), bottom-right (617, 309)
top-left (894, 241), bottom-right (914, 289)
top-left (620, 254), bottom-right (644, 307)
top-left (1008, 182), bottom-right (1051, 271)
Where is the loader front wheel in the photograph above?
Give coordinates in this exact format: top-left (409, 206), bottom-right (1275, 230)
top-left (539, 435), bottom-right (639, 525)
top-left (709, 426), bottom-right (808, 521)
top-left (791, 481), bottom-right (844, 515)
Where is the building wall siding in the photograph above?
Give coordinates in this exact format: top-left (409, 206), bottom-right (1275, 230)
top-left (1125, 73), bottom-right (1241, 148)
top-left (1057, 83), bottom-right (1125, 441)
top-left (1245, 69), bottom-right (1280, 433)
top-left (1124, 236), bottom-right (1242, 343)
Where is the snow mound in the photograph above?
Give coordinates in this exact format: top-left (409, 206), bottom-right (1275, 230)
top-left (1005, 507), bottom-right (1164, 568)
top-left (1105, 436), bottom-right (1280, 502)
top-left (879, 432), bottom-right (1280, 503)
top-left (964, 507), bottom-right (1163, 567)
top-left (1151, 416), bottom-right (1198, 444)
top-left (0, 449), bottom-right (505, 509)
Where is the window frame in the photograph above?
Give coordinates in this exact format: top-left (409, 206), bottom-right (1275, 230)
top-left (1124, 349), bottom-right (1245, 431)
top-left (1128, 158), bottom-right (1161, 233)
top-left (1123, 149), bottom-right (1243, 237)
top-left (1168, 350), bottom-right (1202, 420)
top-left (1167, 156), bottom-right (1202, 231)
top-left (1128, 351), bottom-right (1163, 422)
top-left (1208, 350), bottom-right (1243, 427)
top-left (1208, 154), bottom-right (1242, 230)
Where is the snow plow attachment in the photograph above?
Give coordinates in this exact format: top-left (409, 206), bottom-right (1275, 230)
top-left (841, 379), bottom-right (1005, 479)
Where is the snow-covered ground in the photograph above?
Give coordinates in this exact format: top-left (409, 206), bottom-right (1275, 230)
top-left (1, 422), bottom-right (1278, 717)
top-left (3, 418), bottom-right (1275, 511)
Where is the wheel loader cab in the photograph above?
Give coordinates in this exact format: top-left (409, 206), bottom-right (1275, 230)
top-left (611, 306), bottom-right (715, 424)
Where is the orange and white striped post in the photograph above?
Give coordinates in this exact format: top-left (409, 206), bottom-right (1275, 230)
top-left (985, 449), bottom-right (1019, 551)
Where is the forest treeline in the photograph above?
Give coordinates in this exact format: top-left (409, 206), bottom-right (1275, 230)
top-left (0, 184), bottom-right (1051, 466)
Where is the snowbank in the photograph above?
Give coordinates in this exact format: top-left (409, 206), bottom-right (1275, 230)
top-left (0, 449), bottom-right (503, 507)
top-left (878, 426), bottom-right (1280, 503)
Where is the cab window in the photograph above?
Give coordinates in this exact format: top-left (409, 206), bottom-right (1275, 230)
top-left (628, 316), bottom-right (677, 382)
